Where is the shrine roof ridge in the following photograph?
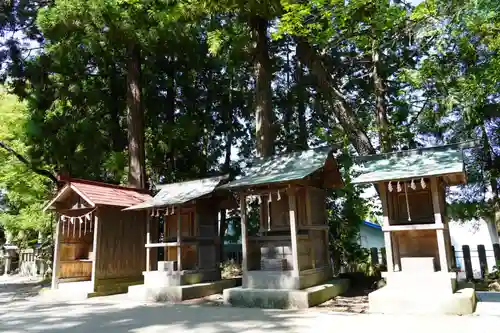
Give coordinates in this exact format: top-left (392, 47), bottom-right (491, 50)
top-left (219, 145), bottom-right (339, 190)
top-left (123, 174), bottom-right (230, 211)
top-left (351, 141), bottom-right (479, 185)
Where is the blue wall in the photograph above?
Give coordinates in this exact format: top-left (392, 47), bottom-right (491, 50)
top-left (359, 221), bottom-right (384, 249)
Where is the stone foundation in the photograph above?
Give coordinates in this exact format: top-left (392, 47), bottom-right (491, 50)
top-left (243, 267), bottom-right (332, 290)
top-left (128, 277), bottom-right (241, 302)
top-left (371, 257), bottom-right (476, 315)
top-left (369, 287), bottom-right (476, 315)
top-left (143, 269), bottom-right (220, 288)
top-left (223, 279), bottom-right (349, 309)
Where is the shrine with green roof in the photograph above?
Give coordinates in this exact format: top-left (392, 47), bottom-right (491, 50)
top-left (124, 175), bottom-right (239, 302)
top-left (221, 147), bottom-right (348, 309)
top-left (352, 142), bottom-right (477, 315)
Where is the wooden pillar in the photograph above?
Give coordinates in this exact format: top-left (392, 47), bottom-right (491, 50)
top-left (146, 212), bottom-right (151, 272)
top-left (379, 182), bottom-right (394, 272)
top-left (240, 194), bottom-right (248, 274)
top-left (90, 211), bottom-right (100, 292)
top-left (305, 188), bottom-right (315, 268)
top-left (288, 189), bottom-right (300, 288)
top-left (177, 206), bottom-right (182, 272)
top-left (163, 210), bottom-right (167, 262)
top-left (51, 216), bottom-right (61, 289)
top-left (431, 177), bottom-right (448, 272)
top-left (392, 233), bottom-right (401, 271)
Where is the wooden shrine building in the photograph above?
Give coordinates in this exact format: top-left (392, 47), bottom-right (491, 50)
top-left (125, 175), bottom-right (240, 302)
top-left (44, 178), bottom-right (152, 298)
top-left (352, 143), bottom-right (477, 314)
top-left (221, 147), bottom-right (349, 309)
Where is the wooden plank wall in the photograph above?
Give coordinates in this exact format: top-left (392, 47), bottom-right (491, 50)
top-left (58, 218), bottom-right (93, 279)
top-left (298, 237), bottom-right (313, 270)
top-left (95, 207), bottom-right (147, 281)
top-left (308, 188), bottom-right (326, 226)
top-left (395, 230), bottom-right (439, 264)
top-left (388, 183), bottom-right (434, 224)
top-left (197, 199), bottom-right (218, 270)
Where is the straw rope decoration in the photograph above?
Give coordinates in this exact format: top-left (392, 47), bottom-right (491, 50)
top-left (59, 208), bottom-right (96, 238)
top-left (386, 178), bottom-right (428, 222)
top-left (404, 182), bottom-right (411, 222)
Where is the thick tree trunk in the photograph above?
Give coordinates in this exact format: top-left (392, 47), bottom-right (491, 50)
top-left (372, 40), bottom-right (391, 153)
top-left (126, 42), bottom-right (147, 189)
top-left (296, 39), bottom-right (375, 156)
top-left (295, 61), bottom-right (308, 150)
top-left (165, 65), bottom-right (176, 178)
top-left (251, 16), bottom-right (274, 158)
top-left (219, 83), bottom-right (234, 263)
top-left (109, 65), bottom-right (127, 153)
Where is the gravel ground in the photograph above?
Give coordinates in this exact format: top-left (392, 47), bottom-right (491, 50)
top-left (1, 275), bottom-right (500, 333)
top-left (181, 288), bottom-right (371, 313)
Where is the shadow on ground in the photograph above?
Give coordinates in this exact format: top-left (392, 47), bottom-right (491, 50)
top-left (0, 295), bottom-right (319, 333)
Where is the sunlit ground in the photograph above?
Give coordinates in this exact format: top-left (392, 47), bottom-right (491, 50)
top-left (1, 276), bottom-right (500, 333)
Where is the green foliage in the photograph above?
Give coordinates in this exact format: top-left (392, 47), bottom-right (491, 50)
top-left (1, 0), bottom-right (500, 263)
top-left (0, 89), bottom-right (52, 245)
top-left (325, 137), bottom-right (370, 270)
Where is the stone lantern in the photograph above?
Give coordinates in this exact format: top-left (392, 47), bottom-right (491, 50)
top-left (2, 244), bottom-right (18, 276)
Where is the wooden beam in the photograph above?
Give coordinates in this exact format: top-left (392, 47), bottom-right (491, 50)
top-left (379, 182), bottom-right (394, 272)
top-left (240, 194), bottom-right (248, 274)
top-left (177, 205), bottom-right (182, 272)
top-left (51, 217), bottom-right (62, 289)
top-left (431, 177), bottom-right (448, 272)
top-left (146, 213), bottom-right (151, 272)
top-left (288, 190), bottom-right (300, 288)
top-left (90, 211), bottom-right (100, 292)
top-left (146, 242), bottom-right (180, 248)
top-left (382, 223), bottom-right (445, 232)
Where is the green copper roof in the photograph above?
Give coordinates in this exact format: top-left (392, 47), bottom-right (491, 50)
top-left (123, 175), bottom-right (229, 210)
top-left (351, 143), bottom-right (468, 184)
top-left (221, 147), bottom-right (333, 190)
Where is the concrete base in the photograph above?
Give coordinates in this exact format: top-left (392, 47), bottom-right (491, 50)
top-left (383, 271), bottom-right (457, 294)
top-left (39, 281), bottom-right (93, 301)
top-left (223, 279), bottom-right (349, 309)
top-left (244, 267), bottom-right (333, 290)
top-left (369, 287), bottom-right (477, 315)
top-left (128, 277), bottom-right (241, 302)
top-left (143, 269), bottom-right (220, 287)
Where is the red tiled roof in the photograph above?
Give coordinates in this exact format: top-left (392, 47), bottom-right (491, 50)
top-left (68, 178), bottom-right (152, 207)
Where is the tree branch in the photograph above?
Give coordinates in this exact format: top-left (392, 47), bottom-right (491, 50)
top-left (408, 100), bottom-right (429, 127)
top-left (0, 140), bottom-right (58, 183)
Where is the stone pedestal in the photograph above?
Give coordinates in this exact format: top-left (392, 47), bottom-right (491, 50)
top-left (369, 257), bottom-right (476, 314)
top-left (2, 245), bottom-right (18, 276)
top-left (128, 268), bottom-right (233, 302)
top-left (223, 279), bottom-right (349, 309)
top-left (3, 257), bottom-right (11, 276)
top-left (128, 275), bottom-right (241, 302)
top-left (144, 271), bottom-right (183, 287)
top-left (400, 257), bottom-right (436, 272)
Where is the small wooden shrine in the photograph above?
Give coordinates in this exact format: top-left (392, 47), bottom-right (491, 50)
top-left (352, 143), bottom-right (477, 314)
top-left (44, 177), bottom-right (152, 297)
top-left (221, 147), bottom-right (347, 309)
top-left (125, 175), bottom-right (239, 302)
